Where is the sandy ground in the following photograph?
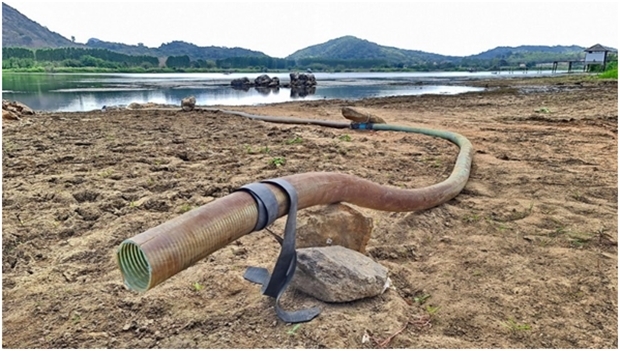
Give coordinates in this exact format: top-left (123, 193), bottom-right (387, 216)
top-left (2, 75), bottom-right (618, 348)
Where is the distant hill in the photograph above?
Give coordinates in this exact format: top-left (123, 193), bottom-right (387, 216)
top-left (471, 45), bottom-right (585, 59)
top-left (156, 41), bottom-right (268, 61)
top-left (286, 36), bottom-right (459, 64)
top-left (2, 2), bottom-right (270, 61)
top-left (2, 2), bottom-right (80, 48)
top-left (468, 45), bottom-right (587, 63)
top-left (85, 38), bottom-right (155, 57)
top-left (86, 38), bottom-right (269, 61)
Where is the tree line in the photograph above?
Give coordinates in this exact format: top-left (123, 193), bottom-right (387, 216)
top-left (2, 47), bottom-right (159, 70)
top-left (4, 46), bottom-right (613, 72)
top-left (3, 47), bottom-right (401, 71)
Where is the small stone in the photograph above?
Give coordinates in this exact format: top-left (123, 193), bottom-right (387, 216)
top-left (232, 247), bottom-right (247, 256)
top-left (181, 96), bottom-right (196, 112)
top-left (292, 245), bottom-right (389, 302)
top-left (122, 323), bottom-right (131, 331)
top-left (439, 236), bottom-right (452, 244)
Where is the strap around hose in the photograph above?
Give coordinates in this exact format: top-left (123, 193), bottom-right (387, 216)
top-left (236, 183), bottom-right (279, 231)
top-left (239, 178), bottom-right (321, 323)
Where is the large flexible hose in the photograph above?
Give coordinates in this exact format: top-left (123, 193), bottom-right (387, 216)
top-left (116, 110), bottom-right (473, 292)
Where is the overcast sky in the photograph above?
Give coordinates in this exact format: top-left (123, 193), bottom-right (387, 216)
top-left (5, 1), bottom-right (618, 58)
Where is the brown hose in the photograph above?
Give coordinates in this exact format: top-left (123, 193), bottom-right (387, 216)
top-left (117, 110), bottom-right (473, 292)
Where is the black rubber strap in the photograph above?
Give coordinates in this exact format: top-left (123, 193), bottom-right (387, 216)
top-left (236, 183), bottom-right (279, 231)
top-left (259, 178), bottom-right (298, 297)
top-left (243, 178), bottom-right (321, 323)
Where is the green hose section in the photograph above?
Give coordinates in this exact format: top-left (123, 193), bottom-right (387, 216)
top-left (371, 123), bottom-right (473, 194)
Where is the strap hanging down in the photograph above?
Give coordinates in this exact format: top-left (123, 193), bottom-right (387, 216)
top-left (241, 178), bottom-right (321, 323)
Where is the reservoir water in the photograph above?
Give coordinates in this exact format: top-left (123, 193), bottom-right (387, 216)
top-left (2, 71), bottom-right (561, 112)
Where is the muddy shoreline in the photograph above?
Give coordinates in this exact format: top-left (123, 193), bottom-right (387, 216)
top-left (2, 76), bottom-right (617, 348)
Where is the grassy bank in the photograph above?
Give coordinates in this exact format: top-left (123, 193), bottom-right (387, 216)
top-left (1, 67), bottom-right (286, 74)
top-left (598, 61), bottom-right (618, 79)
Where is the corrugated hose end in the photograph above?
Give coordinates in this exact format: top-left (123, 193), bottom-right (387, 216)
top-left (117, 240), bottom-right (152, 292)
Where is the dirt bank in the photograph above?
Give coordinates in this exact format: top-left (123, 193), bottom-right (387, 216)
top-left (2, 76), bottom-right (617, 348)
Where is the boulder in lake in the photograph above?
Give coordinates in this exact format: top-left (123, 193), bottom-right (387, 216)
top-left (268, 76), bottom-right (280, 88)
top-left (254, 74), bottom-right (272, 87)
top-left (290, 72), bottom-right (316, 87)
top-left (231, 77), bottom-right (252, 88)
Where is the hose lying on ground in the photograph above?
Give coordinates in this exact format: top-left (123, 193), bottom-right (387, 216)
top-left (116, 108), bottom-right (473, 308)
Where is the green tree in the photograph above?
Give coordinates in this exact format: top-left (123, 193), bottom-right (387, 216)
top-left (166, 55), bottom-right (191, 68)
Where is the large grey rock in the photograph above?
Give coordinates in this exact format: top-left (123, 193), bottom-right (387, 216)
top-left (297, 204), bottom-right (373, 253)
top-left (292, 246), bottom-right (390, 303)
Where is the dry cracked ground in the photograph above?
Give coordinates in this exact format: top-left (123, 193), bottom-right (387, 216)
top-left (2, 76), bottom-right (618, 348)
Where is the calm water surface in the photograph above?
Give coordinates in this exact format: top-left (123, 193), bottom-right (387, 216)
top-left (2, 71), bottom-right (561, 112)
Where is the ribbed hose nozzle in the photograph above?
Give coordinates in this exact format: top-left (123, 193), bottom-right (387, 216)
top-left (115, 193), bottom-right (261, 292)
top-left (117, 240), bottom-right (152, 292)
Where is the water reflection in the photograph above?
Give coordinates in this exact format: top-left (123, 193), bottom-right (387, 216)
top-left (232, 86), bottom-right (312, 99)
top-left (2, 84), bottom-right (484, 112)
top-left (0, 72), bottom-right (507, 112)
top-left (254, 86), bottom-right (278, 96)
top-left (290, 86), bottom-right (316, 98)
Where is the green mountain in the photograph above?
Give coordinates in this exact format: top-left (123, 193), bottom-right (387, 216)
top-left (85, 38), bottom-right (155, 57)
top-left (286, 36), bottom-right (459, 64)
top-left (2, 2), bottom-right (269, 61)
top-left (2, 2), bottom-right (80, 48)
top-left (471, 45), bottom-right (586, 59)
top-left (467, 45), bottom-right (588, 64)
top-left (157, 40), bottom-right (268, 61)
top-left (86, 38), bottom-right (269, 61)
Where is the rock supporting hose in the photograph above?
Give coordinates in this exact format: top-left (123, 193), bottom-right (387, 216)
top-left (116, 109), bottom-right (474, 318)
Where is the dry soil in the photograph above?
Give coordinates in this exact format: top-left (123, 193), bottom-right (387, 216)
top-left (2, 75), bottom-right (618, 348)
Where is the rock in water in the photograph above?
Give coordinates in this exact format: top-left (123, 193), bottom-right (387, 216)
top-left (289, 72), bottom-right (317, 87)
top-left (254, 74), bottom-right (273, 87)
top-left (230, 77), bottom-right (252, 87)
top-left (181, 96), bottom-right (196, 111)
top-left (292, 246), bottom-right (390, 303)
top-left (268, 76), bottom-right (280, 87)
top-left (297, 204), bottom-right (373, 253)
